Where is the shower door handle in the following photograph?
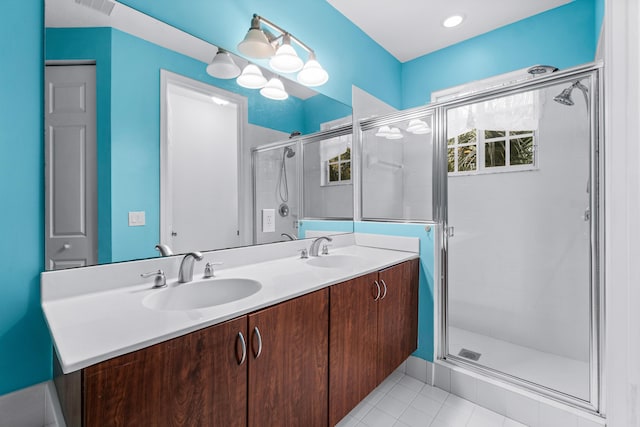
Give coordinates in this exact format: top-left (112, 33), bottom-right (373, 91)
top-left (583, 208), bottom-right (590, 221)
top-left (447, 226), bottom-right (455, 238)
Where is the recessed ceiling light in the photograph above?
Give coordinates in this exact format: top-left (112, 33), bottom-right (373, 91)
top-left (443, 15), bottom-right (464, 28)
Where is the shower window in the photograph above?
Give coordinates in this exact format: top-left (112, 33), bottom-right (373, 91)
top-left (325, 147), bottom-right (351, 185)
top-left (447, 128), bottom-right (536, 174)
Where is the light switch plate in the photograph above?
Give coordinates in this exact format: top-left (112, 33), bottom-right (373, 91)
top-left (262, 209), bottom-right (275, 232)
top-left (128, 211), bottom-right (145, 226)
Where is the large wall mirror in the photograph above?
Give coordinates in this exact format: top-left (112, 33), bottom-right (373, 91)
top-left (44, 0), bottom-right (353, 269)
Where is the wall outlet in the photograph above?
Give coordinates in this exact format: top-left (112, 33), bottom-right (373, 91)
top-left (128, 211), bottom-right (145, 226)
top-left (262, 209), bottom-right (275, 233)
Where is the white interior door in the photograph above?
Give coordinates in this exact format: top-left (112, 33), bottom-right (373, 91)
top-left (45, 65), bottom-right (97, 270)
top-left (163, 79), bottom-right (241, 253)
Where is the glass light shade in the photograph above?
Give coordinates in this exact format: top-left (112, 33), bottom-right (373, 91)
top-left (260, 78), bottom-right (288, 100)
top-left (269, 43), bottom-right (304, 73)
top-left (238, 28), bottom-right (276, 59)
top-left (375, 125), bottom-right (392, 137)
top-left (236, 64), bottom-right (267, 89)
top-left (206, 50), bottom-right (241, 79)
top-left (386, 127), bottom-right (404, 140)
top-left (296, 58), bottom-right (329, 87)
top-left (406, 119), bottom-right (432, 134)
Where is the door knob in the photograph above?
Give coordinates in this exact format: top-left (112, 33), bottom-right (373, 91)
top-left (63, 243), bottom-right (71, 250)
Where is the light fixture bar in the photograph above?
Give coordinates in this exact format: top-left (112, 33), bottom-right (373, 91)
top-left (253, 14), bottom-right (315, 55)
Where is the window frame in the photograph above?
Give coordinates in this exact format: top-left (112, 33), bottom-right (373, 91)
top-left (322, 147), bottom-right (352, 187)
top-left (447, 128), bottom-right (537, 176)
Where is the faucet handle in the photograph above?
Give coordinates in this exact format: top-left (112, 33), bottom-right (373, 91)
top-left (321, 244), bottom-right (331, 255)
top-left (299, 249), bottom-right (309, 259)
top-left (141, 270), bottom-right (167, 288)
top-left (204, 262), bottom-right (223, 278)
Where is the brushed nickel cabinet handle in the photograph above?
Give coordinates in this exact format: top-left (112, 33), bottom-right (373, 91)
top-left (237, 332), bottom-right (247, 365)
top-left (380, 279), bottom-right (388, 300)
top-left (373, 281), bottom-right (381, 301)
top-left (253, 326), bottom-right (263, 359)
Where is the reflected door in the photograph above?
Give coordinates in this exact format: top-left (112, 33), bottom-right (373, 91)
top-left (44, 65), bottom-right (97, 270)
top-left (163, 81), bottom-right (240, 253)
top-left (446, 78), bottom-right (594, 401)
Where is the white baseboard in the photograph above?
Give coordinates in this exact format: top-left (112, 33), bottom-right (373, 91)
top-left (0, 381), bottom-right (65, 427)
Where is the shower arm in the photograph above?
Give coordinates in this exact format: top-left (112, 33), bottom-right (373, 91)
top-left (574, 81), bottom-right (589, 107)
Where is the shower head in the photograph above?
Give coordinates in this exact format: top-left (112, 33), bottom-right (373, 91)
top-left (284, 146), bottom-right (295, 158)
top-left (289, 130), bottom-right (301, 139)
top-left (554, 80), bottom-right (589, 107)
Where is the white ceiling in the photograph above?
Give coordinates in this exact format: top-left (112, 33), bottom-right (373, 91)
top-left (327, 0), bottom-right (573, 62)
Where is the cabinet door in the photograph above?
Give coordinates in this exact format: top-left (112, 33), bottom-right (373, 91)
top-left (248, 289), bottom-right (328, 427)
top-left (329, 272), bottom-right (379, 427)
top-left (83, 317), bottom-right (248, 427)
top-left (377, 259), bottom-right (420, 382)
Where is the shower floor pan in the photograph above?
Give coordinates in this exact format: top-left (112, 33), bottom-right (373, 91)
top-left (448, 326), bottom-right (590, 400)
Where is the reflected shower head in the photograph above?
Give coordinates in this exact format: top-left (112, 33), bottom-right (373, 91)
top-left (527, 65), bottom-right (558, 75)
top-left (554, 80), bottom-right (589, 107)
top-left (289, 130), bottom-right (301, 139)
top-left (284, 146), bottom-right (295, 158)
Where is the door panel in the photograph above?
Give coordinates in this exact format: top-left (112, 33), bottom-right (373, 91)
top-left (248, 289), bottom-right (328, 427)
top-left (45, 65), bottom-right (97, 270)
top-left (329, 272), bottom-right (379, 426)
top-left (378, 259), bottom-right (419, 382)
top-left (83, 317), bottom-right (247, 427)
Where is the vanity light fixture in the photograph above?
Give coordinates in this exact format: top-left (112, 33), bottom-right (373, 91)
top-left (236, 64), bottom-right (268, 89)
top-left (238, 14), bottom-right (329, 87)
top-left (260, 77), bottom-right (289, 100)
top-left (406, 119), bottom-right (432, 134)
top-left (206, 48), bottom-right (241, 79)
top-left (443, 14), bottom-right (464, 28)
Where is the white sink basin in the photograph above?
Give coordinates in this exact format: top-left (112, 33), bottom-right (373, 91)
top-left (143, 278), bottom-right (262, 311)
top-left (306, 254), bottom-right (364, 269)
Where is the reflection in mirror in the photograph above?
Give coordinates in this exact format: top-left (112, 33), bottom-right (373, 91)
top-left (361, 114), bottom-right (434, 221)
top-left (253, 140), bottom-right (301, 244)
top-left (303, 127), bottom-right (354, 219)
top-left (44, 0), bottom-right (353, 269)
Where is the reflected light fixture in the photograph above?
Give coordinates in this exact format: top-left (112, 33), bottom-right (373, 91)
top-left (406, 119), bottom-right (432, 134)
top-left (238, 14), bottom-right (329, 87)
top-left (375, 126), bottom-right (404, 140)
top-left (443, 14), bottom-right (464, 28)
top-left (236, 64), bottom-right (268, 89)
top-left (270, 34), bottom-right (304, 73)
top-left (260, 77), bottom-right (289, 100)
top-left (206, 48), bottom-right (241, 79)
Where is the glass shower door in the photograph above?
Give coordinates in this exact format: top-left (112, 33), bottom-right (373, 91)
top-left (445, 74), bottom-right (598, 404)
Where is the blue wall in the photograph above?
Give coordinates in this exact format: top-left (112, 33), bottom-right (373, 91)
top-left (0, 1), bottom-right (51, 395)
top-left (402, 0), bottom-right (598, 108)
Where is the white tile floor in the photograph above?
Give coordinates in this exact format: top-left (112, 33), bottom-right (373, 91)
top-left (336, 371), bottom-right (527, 427)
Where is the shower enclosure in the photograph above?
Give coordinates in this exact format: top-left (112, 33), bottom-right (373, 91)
top-left (438, 65), bottom-right (603, 413)
top-left (355, 63), bottom-right (603, 414)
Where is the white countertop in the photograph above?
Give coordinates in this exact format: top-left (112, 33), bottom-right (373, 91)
top-left (42, 235), bottom-right (418, 373)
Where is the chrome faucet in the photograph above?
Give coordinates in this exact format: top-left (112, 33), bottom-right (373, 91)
top-left (309, 236), bottom-right (333, 257)
top-left (155, 243), bottom-right (173, 257)
top-left (178, 252), bottom-right (203, 283)
top-left (281, 233), bottom-right (297, 241)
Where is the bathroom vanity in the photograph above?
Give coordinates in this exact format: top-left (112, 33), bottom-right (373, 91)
top-left (41, 234), bottom-right (420, 426)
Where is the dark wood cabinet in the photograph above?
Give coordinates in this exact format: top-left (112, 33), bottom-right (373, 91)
top-left (83, 316), bottom-right (247, 427)
top-left (55, 260), bottom-right (416, 427)
top-left (329, 260), bottom-right (419, 426)
top-left (248, 288), bottom-right (328, 427)
top-left (377, 258), bottom-right (419, 382)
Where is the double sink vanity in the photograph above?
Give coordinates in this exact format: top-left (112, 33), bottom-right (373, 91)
top-left (41, 233), bottom-right (420, 426)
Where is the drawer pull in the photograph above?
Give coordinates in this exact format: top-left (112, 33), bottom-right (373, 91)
top-left (380, 279), bottom-right (388, 300)
top-left (237, 332), bottom-right (247, 365)
top-left (373, 281), bottom-right (381, 301)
